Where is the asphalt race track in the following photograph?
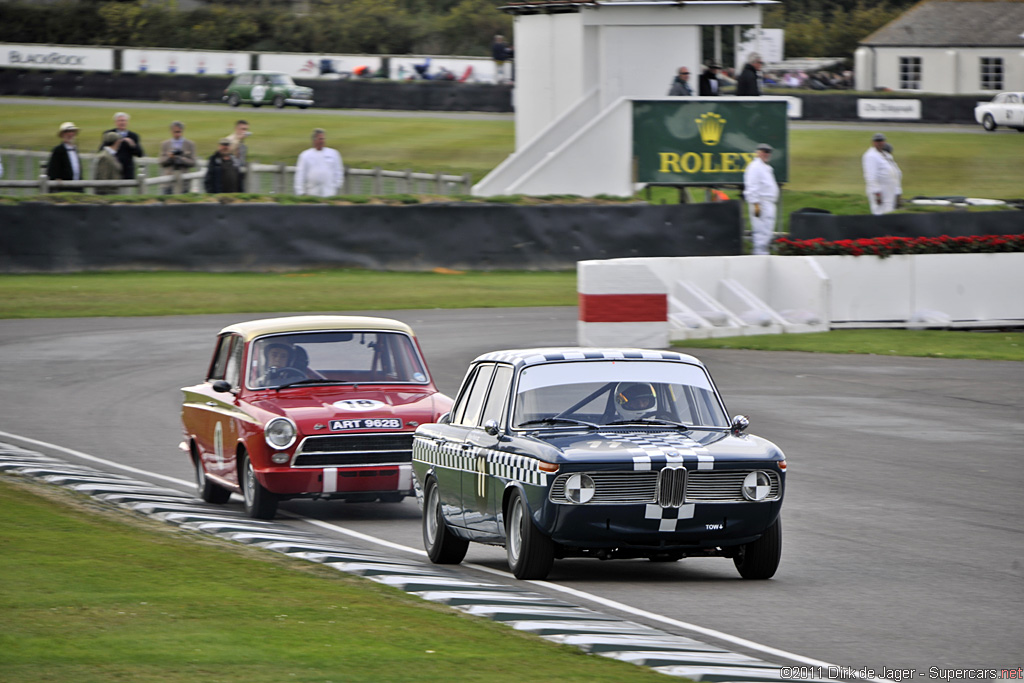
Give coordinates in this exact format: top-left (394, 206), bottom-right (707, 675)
top-left (1, 308), bottom-right (1021, 676)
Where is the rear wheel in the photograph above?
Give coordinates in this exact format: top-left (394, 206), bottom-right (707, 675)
top-left (733, 518), bottom-right (782, 579)
top-left (505, 489), bottom-right (554, 580)
top-left (423, 477), bottom-right (468, 564)
top-left (194, 451), bottom-right (230, 504)
top-left (227, 93), bottom-right (240, 107)
top-left (982, 114), bottom-right (997, 131)
top-left (242, 454), bottom-right (278, 519)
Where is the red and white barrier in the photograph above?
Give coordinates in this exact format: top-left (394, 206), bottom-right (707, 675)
top-left (577, 261), bottom-right (669, 348)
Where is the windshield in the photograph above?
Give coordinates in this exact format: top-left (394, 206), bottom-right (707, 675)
top-left (246, 330), bottom-right (429, 389)
top-left (513, 360), bottom-right (728, 429)
top-left (269, 74), bottom-right (294, 86)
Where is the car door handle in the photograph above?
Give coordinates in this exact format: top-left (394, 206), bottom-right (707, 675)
top-left (205, 401), bottom-right (218, 407)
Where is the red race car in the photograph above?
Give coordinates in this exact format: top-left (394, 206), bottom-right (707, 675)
top-left (180, 315), bottom-right (453, 519)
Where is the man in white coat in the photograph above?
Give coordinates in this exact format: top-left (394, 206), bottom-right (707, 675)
top-left (862, 132), bottom-right (902, 215)
top-left (742, 142), bottom-right (779, 255)
top-left (294, 128), bottom-right (344, 197)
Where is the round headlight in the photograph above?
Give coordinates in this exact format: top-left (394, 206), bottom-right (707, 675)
top-left (742, 471), bottom-right (772, 501)
top-left (264, 417), bottom-right (297, 450)
top-left (564, 473), bottom-right (595, 504)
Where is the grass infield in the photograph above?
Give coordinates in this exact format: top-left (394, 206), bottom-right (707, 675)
top-left (0, 475), bottom-right (662, 683)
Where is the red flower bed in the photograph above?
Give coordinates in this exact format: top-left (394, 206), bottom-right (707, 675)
top-left (774, 234), bottom-right (1024, 258)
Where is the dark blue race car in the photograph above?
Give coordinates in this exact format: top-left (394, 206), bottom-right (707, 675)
top-left (412, 348), bottom-right (786, 580)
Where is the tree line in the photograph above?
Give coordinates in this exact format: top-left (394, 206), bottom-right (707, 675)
top-left (0, 0), bottom-right (912, 60)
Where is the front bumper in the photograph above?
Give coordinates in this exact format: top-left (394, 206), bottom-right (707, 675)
top-left (256, 463), bottom-right (413, 497)
top-left (543, 499), bottom-right (782, 551)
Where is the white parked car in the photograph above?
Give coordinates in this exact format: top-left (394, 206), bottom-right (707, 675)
top-left (975, 92), bottom-right (1024, 131)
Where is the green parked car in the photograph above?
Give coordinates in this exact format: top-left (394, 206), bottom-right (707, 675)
top-left (223, 71), bottom-right (314, 109)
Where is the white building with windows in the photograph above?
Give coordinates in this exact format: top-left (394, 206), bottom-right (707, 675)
top-left (855, 1), bottom-right (1024, 94)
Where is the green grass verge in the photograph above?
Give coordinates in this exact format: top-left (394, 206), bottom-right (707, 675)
top-left (0, 476), bottom-right (661, 683)
top-left (0, 270), bottom-right (578, 318)
top-left (673, 329), bottom-right (1024, 362)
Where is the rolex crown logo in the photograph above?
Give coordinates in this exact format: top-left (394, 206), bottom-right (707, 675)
top-left (696, 112), bottom-right (727, 146)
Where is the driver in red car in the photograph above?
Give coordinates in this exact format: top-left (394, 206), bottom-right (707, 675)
top-left (259, 341), bottom-right (307, 386)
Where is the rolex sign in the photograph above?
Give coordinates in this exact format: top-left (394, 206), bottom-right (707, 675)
top-left (633, 99), bottom-right (788, 185)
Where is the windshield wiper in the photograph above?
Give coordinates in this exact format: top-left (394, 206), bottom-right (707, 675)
top-left (274, 379), bottom-right (359, 390)
top-left (518, 417), bottom-right (599, 429)
top-left (606, 418), bottom-right (690, 429)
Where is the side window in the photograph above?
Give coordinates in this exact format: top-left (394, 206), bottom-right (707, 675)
top-left (224, 338), bottom-right (244, 389)
top-left (453, 364), bottom-right (495, 427)
top-left (480, 365), bottom-right (513, 427)
top-left (208, 335), bottom-right (235, 381)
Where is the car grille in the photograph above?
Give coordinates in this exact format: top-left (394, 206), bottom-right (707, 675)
top-left (292, 434), bottom-right (414, 468)
top-left (686, 470), bottom-right (782, 502)
top-left (549, 471), bottom-right (658, 504)
top-left (548, 469), bottom-right (781, 504)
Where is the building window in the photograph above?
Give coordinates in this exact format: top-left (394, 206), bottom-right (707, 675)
top-left (899, 57), bottom-right (921, 90)
top-left (981, 58), bottom-right (1003, 91)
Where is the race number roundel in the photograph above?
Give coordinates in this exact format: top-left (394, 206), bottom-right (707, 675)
top-left (252, 85), bottom-right (266, 102)
top-left (333, 399), bottom-right (386, 412)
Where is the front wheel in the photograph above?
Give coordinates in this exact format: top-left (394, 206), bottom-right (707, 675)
top-left (505, 489), bottom-right (554, 580)
top-left (242, 454), bottom-right (278, 519)
top-left (423, 477), bottom-right (468, 564)
top-left (733, 518), bottom-right (782, 579)
top-left (194, 452), bottom-right (230, 504)
top-left (982, 114), bottom-right (996, 131)
top-left (273, 95), bottom-right (285, 109)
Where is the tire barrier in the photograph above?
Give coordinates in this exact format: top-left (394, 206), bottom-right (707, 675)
top-left (0, 201), bottom-right (742, 273)
top-left (0, 69), bottom-right (514, 112)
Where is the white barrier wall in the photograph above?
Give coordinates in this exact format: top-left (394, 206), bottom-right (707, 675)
top-left (579, 254), bottom-right (1024, 348)
top-left (1, 43), bottom-right (113, 72)
top-left (122, 48), bottom-right (248, 75)
top-left (260, 52), bottom-right (382, 79)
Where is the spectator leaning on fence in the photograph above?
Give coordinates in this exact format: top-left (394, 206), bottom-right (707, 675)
top-left (94, 131), bottom-right (124, 195)
top-left (205, 138), bottom-right (240, 194)
top-left (158, 121), bottom-right (197, 194)
top-left (294, 128), bottom-right (344, 197)
top-left (101, 112), bottom-right (143, 180)
top-left (47, 122), bottom-right (83, 192)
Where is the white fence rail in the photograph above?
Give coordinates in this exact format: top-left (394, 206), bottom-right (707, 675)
top-left (0, 149), bottom-right (472, 197)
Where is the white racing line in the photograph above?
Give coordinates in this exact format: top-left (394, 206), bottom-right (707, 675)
top-left (0, 428), bottom-right (894, 680)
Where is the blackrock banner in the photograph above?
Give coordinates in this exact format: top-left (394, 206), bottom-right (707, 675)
top-left (1, 43), bottom-right (114, 72)
top-left (633, 99), bottom-right (789, 185)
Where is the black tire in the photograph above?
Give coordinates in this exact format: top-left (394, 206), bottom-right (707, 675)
top-left (227, 93), bottom-right (240, 107)
top-left (733, 518), bottom-right (782, 580)
top-left (194, 451), bottom-right (230, 504)
top-left (422, 477), bottom-right (468, 564)
top-left (982, 114), bottom-right (996, 131)
top-left (273, 95), bottom-right (285, 109)
top-left (242, 453), bottom-right (278, 519)
top-left (505, 488), bottom-right (554, 580)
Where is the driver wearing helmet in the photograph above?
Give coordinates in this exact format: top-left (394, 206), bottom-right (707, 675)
top-left (264, 342), bottom-right (293, 370)
top-left (259, 341), bottom-right (301, 387)
top-left (614, 382), bottom-right (658, 420)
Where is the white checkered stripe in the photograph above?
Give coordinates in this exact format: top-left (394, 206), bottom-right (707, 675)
top-left (413, 437), bottom-right (548, 487)
top-left (614, 431), bottom-right (714, 472)
top-left (645, 502), bottom-right (695, 533)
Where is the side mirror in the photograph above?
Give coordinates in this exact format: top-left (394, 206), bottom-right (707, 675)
top-left (730, 414), bottom-right (750, 435)
top-left (438, 412), bottom-right (452, 424)
top-left (211, 380), bottom-right (232, 393)
top-left (483, 419), bottom-right (499, 436)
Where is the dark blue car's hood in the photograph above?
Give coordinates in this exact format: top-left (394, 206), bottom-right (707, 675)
top-left (526, 428), bottom-right (783, 464)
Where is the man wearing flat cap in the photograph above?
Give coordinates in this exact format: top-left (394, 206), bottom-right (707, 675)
top-left (743, 143), bottom-right (779, 255)
top-left (46, 122), bottom-right (84, 192)
top-left (862, 132), bottom-right (902, 215)
top-left (204, 138), bottom-right (240, 194)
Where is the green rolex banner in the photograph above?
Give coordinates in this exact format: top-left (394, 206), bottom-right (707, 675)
top-left (633, 99), bottom-right (789, 185)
